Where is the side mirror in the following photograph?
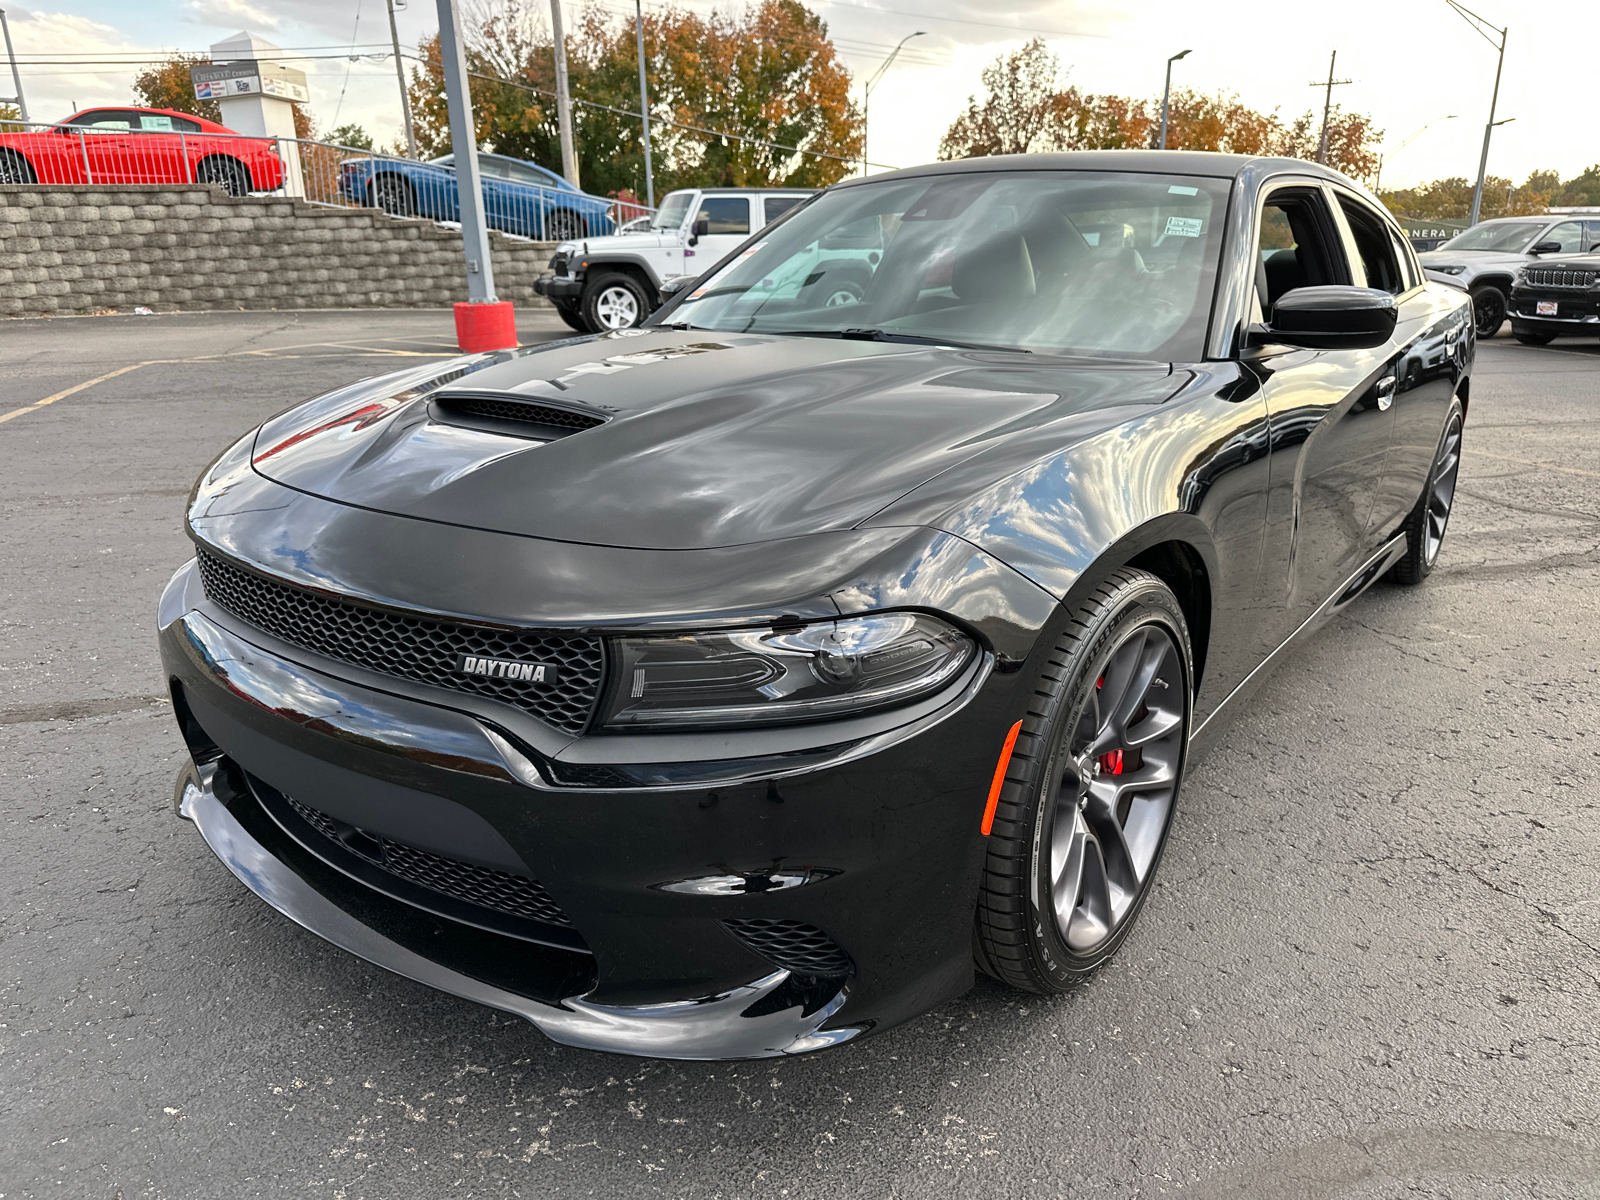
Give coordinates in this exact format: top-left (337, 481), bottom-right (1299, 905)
top-left (656, 274), bottom-right (695, 302)
top-left (1251, 286), bottom-right (1398, 351)
top-left (1530, 240), bottom-right (1562, 255)
top-left (688, 214), bottom-right (709, 246)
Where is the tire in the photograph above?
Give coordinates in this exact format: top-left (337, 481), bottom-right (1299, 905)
top-left (976, 568), bottom-right (1193, 993)
top-left (546, 208), bottom-right (585, 241)
top-left (368, 174), bottom-right (416, 217)
top-left (581, 272), bottom-right (649, 332)
top-left (0, 151), bottom-right (37, 185)
top-left (195, 155), bottom-right (250, 197)
top-left (1470, 285), bottom-right (1507, 338)
top-left (1388, 398), bottom-right (1464, 586)
top-left (1514, 330), bottom-right (1557, 346)
top-left (554, 301), bottom-right (587, 332)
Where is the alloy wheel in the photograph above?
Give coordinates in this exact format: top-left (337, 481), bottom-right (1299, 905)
top-left (1424, 414), bottom-right (1463, 566)
top-left (546, 210), bottom-right (583, 240)
top-left (594, 285), bottom-right (640, 329)
top-left (196, 158), bottom-right (246, 197)
top-left (1472, 288), bottom-right (1506, 338)
top-left (371, 176), bottom-right (414, 217)
top-left (1045, 623), bottom-right (1186, 953)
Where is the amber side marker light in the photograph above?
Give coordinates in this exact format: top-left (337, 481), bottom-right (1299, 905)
top-left (980, 719), bottom-right (1025, 836)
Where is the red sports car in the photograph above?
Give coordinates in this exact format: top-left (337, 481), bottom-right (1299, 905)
top-left (0, 106), bottom-right (284, 195)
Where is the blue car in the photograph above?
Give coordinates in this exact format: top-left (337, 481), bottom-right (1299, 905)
top-left (339, 150), bottom-right (617, 241)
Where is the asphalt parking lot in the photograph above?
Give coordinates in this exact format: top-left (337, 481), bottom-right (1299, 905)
top-left (2, 310), bottom-right (1598, 1199)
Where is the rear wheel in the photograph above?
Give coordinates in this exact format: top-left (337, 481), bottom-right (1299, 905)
top-left (1389, 399), bottom-right (1464, 586)
top-left (369, 173), bottom-right (416, 217)
top-left (1514, 330), bottom-right (1557, 346)
top-left (581, 272), bottom-right (649, 332)
top-left (195, 155), bottom-right (250, 196)
top-left (975, 569), bottom-right (1192, 993)
top-left (0, 151), bottom-right (37, 185)
top-left (1470, 285), bottom-right (1507, 338)
top-left (554, 302), bottom-right (587, 332)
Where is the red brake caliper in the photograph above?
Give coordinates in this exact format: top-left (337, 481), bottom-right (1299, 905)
top-left (1094, 673), bottom-right (1124, 775)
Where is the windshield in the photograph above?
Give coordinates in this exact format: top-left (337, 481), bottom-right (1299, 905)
top-left (665, 170), bottom-right (1228, 359)
top-left (1439, 221), bottom-right (1546, 253)
top-left (653, 191), bottom-right (694, 230)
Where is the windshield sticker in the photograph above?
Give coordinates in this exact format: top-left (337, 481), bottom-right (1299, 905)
top-left (738, 242), bottom-right (767, 260)
top-left (1167, 185), bottom-right (1199, 196)
top-left (1165, 216), bottom-right (1204, 238)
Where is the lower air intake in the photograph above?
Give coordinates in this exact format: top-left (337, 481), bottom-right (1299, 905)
top-left (723, 917), bottom-right (852, 977)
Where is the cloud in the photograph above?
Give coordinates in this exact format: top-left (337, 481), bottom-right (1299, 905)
top-left (184, 0), bottom-right (283, 32)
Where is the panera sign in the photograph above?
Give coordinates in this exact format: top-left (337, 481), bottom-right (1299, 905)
top-left (190, 60), bottom-right (310, 104)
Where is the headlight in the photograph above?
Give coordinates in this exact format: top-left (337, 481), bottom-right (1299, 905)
top-left (1428, 264), bottom-right (1466, 276)
top-left (601, 612), bottom-right (976, 730)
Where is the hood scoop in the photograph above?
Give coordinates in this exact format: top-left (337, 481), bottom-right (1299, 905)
top-left (429, 390), bottom-right (611, 442)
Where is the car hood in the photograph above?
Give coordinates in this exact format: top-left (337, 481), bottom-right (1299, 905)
top-left (249, 329), bottom-right (1181, 551)
top-left (1418, 249), bottom-right (1527, 268)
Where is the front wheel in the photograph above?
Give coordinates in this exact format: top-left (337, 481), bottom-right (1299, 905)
top-left (368, 174), bottom-right (416, 217)
top-left (545, 208), bottom-right (585, 241)
top-left (1388, 399), bottom-right (1464, 586)
top-left (554, 301), bottom-right (586, 332)
top-left (1514, 330), bottom-right (1557, 346)
top-left (195, 155), bottom-right (250, 197)
top-left (1470, 285), bottom-right (1507, 338)
top-left (580, 272), bottom-right (649, 332)
top-left (976, 569), bottom-right (1192, 993)
top-left (0, 151), bottom-right (37, 185)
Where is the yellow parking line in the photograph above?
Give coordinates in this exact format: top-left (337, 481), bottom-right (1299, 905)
top-left (1464, 448), bottom-right (1600, 479)
top-left (0, 363), bottom-right (149, 425)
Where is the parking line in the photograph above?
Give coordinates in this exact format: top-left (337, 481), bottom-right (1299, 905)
top-left (0, 363), bottom-right (149, 426)
top-left (1464, 448), bottom-right (1600, 479)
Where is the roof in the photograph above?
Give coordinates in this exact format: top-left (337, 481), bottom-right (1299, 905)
top-left (838, 150), bottom-right (1355, 187)
top-left (668, 186), bottom-right (817, 195)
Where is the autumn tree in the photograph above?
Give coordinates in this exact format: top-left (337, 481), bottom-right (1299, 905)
top-left (131, 51), bottom-right (314, 137)
top-left (408, 0), bottom-right (861, 197)
top-left (938, 39), bottom-right (1064, 158)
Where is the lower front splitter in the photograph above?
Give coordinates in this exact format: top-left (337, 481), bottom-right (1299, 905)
top-left (175, 758), bottom-right (861, 1060)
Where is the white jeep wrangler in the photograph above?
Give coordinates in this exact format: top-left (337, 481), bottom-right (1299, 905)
top-left (535, 187), bottom-right (814, 332)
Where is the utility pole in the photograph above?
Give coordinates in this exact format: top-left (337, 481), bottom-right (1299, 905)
top-left (1308, 50), bottom-right (1352, 165)
top-left (1447, 0), bottom-right (1508, 227)
top-left (863, 31), bottom-right (924, 177)
top-left (1157, 49), bottom-right (1191, 150)
top-left (385, 0), bottom-right (417, 157)
top-left (548, 0), bottom-right (578, 187)
top-left (436, 0), bottom-right (516, 350)
top-left (0, 8), bottom-right (28, 123)
top-left (633, 0), bottom-right (653, 207)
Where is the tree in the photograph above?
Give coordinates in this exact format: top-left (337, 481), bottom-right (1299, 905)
top-left (939, 39), bottom-right (1063, 158)
top-left (328, 123), bottom-right (375, 150)
top-left (131, 51), bottom-right (314, 138)
top-left (0, 102), bottom-right (21, 132)
top-left (408, 0), bottom-right (861, 197)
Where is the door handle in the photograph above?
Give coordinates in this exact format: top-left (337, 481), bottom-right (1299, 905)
top-left (1376, 375), bottom-right (1396, 411)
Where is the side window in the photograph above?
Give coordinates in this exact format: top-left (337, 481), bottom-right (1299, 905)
top-left (1338, 196), bottom-right (1404, 294)
top-left (1389, 227), bottom-right (1422, 291)
top-left (696, 197), bottom-right (750, 235)
top-left (1253, 188), bottom-right (1344, 320)
top-left (74, 110), bottom-right (138, 132)
top-left (1543, 221), bottom-right (1586, 253)
top-left (764, 195), bottom-right (803, 225)
top-left (1586, 221), bottom-right (1600, 252)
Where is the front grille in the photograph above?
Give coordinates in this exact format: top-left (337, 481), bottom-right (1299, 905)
top-left (435, 392), bottom-right (608, 431)
top-left (1523, 266), bottom-right (1600, 289)
top-left (196, 549), bottom-right (604, 734)
top-left (287, 796), bottom-right (574, 928)
top-left (724, 918), bottom-right (852, 977)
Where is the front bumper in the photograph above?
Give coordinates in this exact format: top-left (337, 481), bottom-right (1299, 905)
top-left (533, 272), bottom-right (583, 302)
top-left (1509, 289), bottom-right (1600, 335)
top-left (159, 544), bottom-right (1039, 1057)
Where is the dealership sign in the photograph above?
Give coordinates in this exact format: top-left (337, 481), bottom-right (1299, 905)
top-left (190, 61), bottom-right (310, 104)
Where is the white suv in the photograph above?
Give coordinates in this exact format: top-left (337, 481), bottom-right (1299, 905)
top-left (534, 187), bottom-right (814, 332)
top-left (1419, 215), bottom-right (1600, 337)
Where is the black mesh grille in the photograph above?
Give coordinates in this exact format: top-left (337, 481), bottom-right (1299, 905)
top-left (724, 918), bottom-right (852, 977)
top-left (1523, 266), bottom-right (1599, 289)
top-left (287, 796), bottom-right (574, 928)
top-left (435, 393), bottom-right (608, 431)
top-left (196, 549), bottom-right (603, 734)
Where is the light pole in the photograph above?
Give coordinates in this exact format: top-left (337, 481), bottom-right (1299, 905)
top-left (1157, 49), bottom-right (1190, 150)
top-left (0, 7), bottom-right (27, 123)
top-left (1373, 114), bottom-right (1456, 193)
top-left (548, 0), bottom-right (578, 186)
top-left (634, 0), bottom-right (653, 208)
top-left (1446, 0), bottom-right (1508, 227)
top-left (863, 31), bottom-right (924, 177)
top-left (384, 0), bottom-right (417, 157)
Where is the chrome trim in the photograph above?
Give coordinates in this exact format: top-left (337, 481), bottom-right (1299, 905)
top-left (175, 763), bottom-right (862, 1060)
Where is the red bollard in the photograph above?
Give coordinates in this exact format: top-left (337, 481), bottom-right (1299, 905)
top-left (454, 301), bottom-right (518, 353)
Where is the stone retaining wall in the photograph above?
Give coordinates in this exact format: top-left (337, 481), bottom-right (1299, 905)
top-left (0, 184), bottom-right (557, 316)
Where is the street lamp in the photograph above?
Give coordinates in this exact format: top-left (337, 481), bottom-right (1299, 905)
top-left (1157, 49), bottom-right (1191, 150)
top-left (0, 7), bottom-right (28, 124)
top-left (1373, 114), bottom-right (1457, 192)
top-left (863, 31), bottom-right (924, 177)
top-left (1445, 0), bottom-right (1508, 227)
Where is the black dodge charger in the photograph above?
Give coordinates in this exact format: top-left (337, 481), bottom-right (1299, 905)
top-left (159, 152), bottom-right (1473, 1059)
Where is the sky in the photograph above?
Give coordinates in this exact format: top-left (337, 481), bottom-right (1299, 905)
top-left (1, 0), bottom-right (1589, 195)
